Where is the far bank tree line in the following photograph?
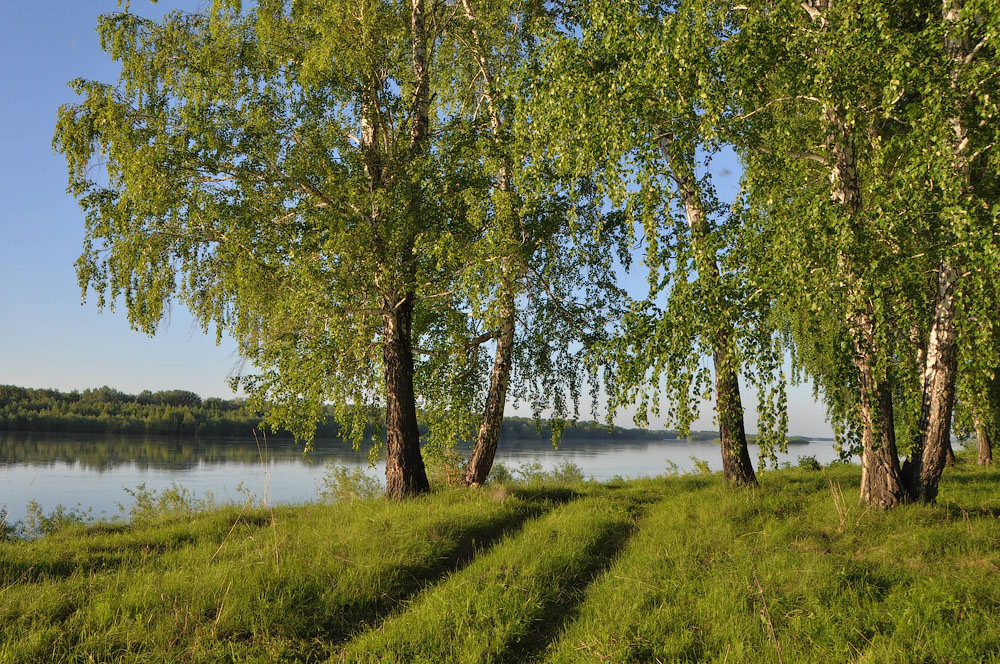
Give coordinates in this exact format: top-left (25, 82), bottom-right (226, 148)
top-left (0, 385), bottom-right (672, 442)
top-left (54, 0), bottom-right (1000, 506)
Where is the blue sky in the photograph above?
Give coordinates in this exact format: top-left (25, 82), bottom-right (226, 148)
top-left (0, 1), bottom-right (244, 397)
top-left (0, 1), bottom-right (835, 437)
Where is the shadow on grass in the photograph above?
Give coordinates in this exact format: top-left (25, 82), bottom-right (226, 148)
top-left (285, 494), bottom-right (571, 660)
top-left (937, 467), bottom-right (1000, 486)
top-left (0, 558), bottom-right (82, 584)
top-left (495, 505), bottom-right (647, 664)
top-left (0, 529), bottom-right (204, 584)
top-left (940, 502), bottom-right (1000, 520)
top-left (0, 508), bottom-right (280, 584)
top-left (507, 486), bottom-right (580, 504)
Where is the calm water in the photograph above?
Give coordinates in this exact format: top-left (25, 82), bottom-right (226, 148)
top-left (0, 432), bottom-right (851, 523)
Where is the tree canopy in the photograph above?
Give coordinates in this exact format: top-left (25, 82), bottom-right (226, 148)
top-left (55, 0), bottom-right (619, 496)
top-left (56, 0), bottom-right (1000, 504)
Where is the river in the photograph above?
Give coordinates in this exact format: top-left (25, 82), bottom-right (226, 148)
top-left (0, 431), bottom-right (851, 523)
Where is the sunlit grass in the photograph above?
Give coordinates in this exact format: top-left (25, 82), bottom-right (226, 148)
top-left (2, 463), bottom-right (999, 663)
top-left (338, 484), bottom-right (658, 663)
top-left (1, 488), bottom-right (558, 662)
top-left (541, 465), bottom-right (1000, 664)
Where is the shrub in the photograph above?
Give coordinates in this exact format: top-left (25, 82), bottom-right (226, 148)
top-left (550, 459), bottom-right (586, 483)
top-left (118, 482), bottom-right (206, 524)
top-left (689, 456), bottom-right (712, 475)
top-left (488, 462), bottom-right (513, 485)
top-left (513, 459), bottom-right (585, 485)
top-left (797, 455), bottom-right (822, 471)
top-left (0, 506), bottom-right (17, 540)
top-left (22, 501), bottom-right (92, 538)
top-left (423, 445), bottom-right (467, 488)
top-left (317, 464), bottom-right (381, 502)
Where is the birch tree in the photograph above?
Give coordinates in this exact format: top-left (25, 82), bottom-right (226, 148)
top-left (526, 0), bottom-right (793, 487)
top-left (55, 0), bottom-right (483, 498)
top-left (732, 0), bottom-right (1000, 505)
top-left (430, 0), bottom-right (622, 486)
top-left (897, 0), bottom-right (1000, 501)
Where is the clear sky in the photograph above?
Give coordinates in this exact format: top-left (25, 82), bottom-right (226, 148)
top-left (0, 1), bottom-right (835, 437)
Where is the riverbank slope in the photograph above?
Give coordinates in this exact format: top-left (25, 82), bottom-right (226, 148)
top-left (2, 463), bottom-right (998, 662)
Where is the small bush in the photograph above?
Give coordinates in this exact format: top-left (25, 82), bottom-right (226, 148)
top-left (22, 501), bottom-right (92, 538)
top-left (0, 506), bottom-right (18, 540)
top-left (423, 445), bottom-right (467, 487)
top-left (550, 459), bottom-right (586, 483)
top-left (797, 455), bottom-right (822, 471)
top-left (488, 462), bottom-right (513, 485)
top-left (514, 459), bottom-right (546, 483)
top-left (317, 464), bottom-right (382, 502)
top-left (512, 459), bottom-right (585, 485)
top-left (689, 456), bottom-right (712, 475)
top-left (118, 483), bottom-right (206, 524)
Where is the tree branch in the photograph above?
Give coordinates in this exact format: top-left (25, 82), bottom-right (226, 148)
top-left (465, 329), bottom-right (500, 348)
top-left (964, 34), bottom-right (989, 65)
top-left (756, 144), bottom-right (830, 166)
top-left (732, 95), bottom-right (823, 122)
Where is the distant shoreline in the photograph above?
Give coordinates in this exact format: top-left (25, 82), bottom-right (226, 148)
top-left (0, 427), bottom-right (821, 449)
top-left (0, 384), bottom-right (822, 443)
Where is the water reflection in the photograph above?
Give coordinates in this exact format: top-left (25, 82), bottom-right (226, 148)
top-left (0, 432), bottom-right (848, 523)
top-left (0, 431), bottom-right (367, 471)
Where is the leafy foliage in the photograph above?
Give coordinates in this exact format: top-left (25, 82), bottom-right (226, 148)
top-left (53, 0), bottom-right (499, 456)
top-left (731, 0), bottom-right (1000, 463)
top-left (522, 0), bottom-right (787, 480)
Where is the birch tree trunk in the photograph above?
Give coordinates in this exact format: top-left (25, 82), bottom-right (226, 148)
top-left (902, 265), bottom-right (960, 501)
top-left (715, 345), bottom-right (758, 487)
top-left (974, 412), bottom-right (993, 465)
top-left (383, 0), bottom-right (433, 497)
top-left (826, 103), bottom-right (905, 507)
top-left (858, 379), bottom-right (906, 508)
top-left (901, 0), bottom-right (966, 502)
top-left (384, 293), bottom-right (430, 497)
top-left (852, 311), bottom-right (906, 508)
top-left (464, 287), bottom-right (516, 486)
top-left (660, 136), bottom-right (757, 487)
top-left (798, 0), bottom-right (907, 507)
top-left (826, 108), bottom-right (907, 505)
top-left (458, 0), bottom-right (521, 486)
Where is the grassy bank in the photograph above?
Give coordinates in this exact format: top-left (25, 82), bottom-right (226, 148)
top-left (2, 463), bottom-right (999, 662)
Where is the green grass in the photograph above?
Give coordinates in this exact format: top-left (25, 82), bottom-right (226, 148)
top-left (338, 484), bottom-right (657, 663)
top-left (542, 466), bottom-right (1000, 663)
top-left (0, 488), bottom-right (561, 662)
top-left (2, 465), bottom-right (1000, 663)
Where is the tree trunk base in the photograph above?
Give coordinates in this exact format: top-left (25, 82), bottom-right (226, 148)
top-left (861, 446), bottom-right (906, 509)
top-left (383, 294), bottom-right (430, 499)
top-left (463, 293), bottom-right (516, 488)
top-left (721, 438), bottom-right (758, 487)
top-left (974, 414), bottom-right (993, 466)
top-left (716, 353), bottom-right (758, 488)
top-left (858, 379), bottom-right (906, 509)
